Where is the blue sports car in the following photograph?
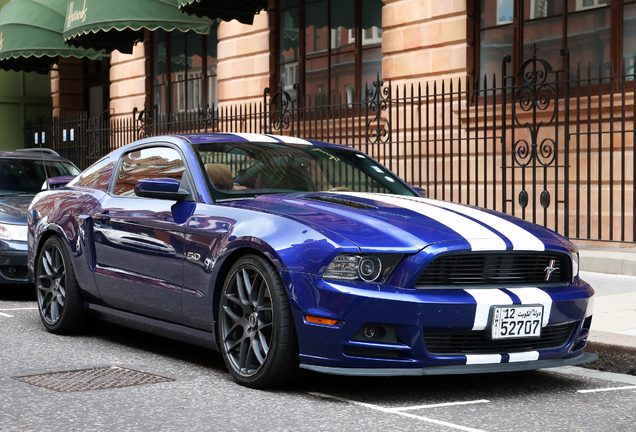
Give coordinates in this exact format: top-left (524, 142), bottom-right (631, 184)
top-left (27, 133), bottom-right (596, 388)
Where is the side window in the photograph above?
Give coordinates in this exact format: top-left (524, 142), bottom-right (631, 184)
top-left (113, 146), bottom-right (186, 197)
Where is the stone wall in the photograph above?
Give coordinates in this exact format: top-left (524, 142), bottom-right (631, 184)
top-left (382, 0), bottom-right (473, 86)
top-left (109, 44), bottom-right (148, 119)
top-left (51, 58), bottom-right (84, 117)
top-left (216, 11), bottom-right (273, 107)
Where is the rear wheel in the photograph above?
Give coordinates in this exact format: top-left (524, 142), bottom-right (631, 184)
top-left (218, 254), bottom-right (299, 388)
top-left (35, 236), bottom-right (85, 334)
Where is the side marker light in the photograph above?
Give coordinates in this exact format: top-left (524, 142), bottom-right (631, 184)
top-left (305, 316), bottom-right (338, 326)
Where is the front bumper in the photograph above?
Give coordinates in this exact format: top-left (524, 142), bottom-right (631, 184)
top-left (0, 240), bottom-right (30, 284)
top-left (288, 271), bottom-right (595, 375)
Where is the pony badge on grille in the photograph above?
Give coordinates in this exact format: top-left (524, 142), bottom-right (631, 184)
top-left (544, 260), bottom-right (557, 281)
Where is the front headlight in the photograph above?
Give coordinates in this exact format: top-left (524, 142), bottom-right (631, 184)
top-left (572, 251), bottom-right (580, 283)
top-left (324, 254), bottom-right (403, 283)
top-left (0, 223), bottom-right (28, 242)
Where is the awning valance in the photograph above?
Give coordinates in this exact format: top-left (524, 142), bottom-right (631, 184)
top-left (0, 0), bottom-right (102, 74)
top-left (178, 0), bottom-right (268, 25)
top-left (63, 0), bottom-right (213, 54)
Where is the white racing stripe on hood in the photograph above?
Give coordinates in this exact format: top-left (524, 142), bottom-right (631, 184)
top-left (347, 193), bottom-right (507, 251)
top-left (418, 198), bottom-right (545, 251)
top-left (507, 288), bottom-right (553, 327)
top-left (464, 289), bottom-right (513, 331)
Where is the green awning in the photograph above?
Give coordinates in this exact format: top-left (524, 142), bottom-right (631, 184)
top-left (0, 0), bottom-right (102, 74)
top-left (179, 0), bottom-right (268, 25)
top-left (63, 0), bottom-right (213, 54)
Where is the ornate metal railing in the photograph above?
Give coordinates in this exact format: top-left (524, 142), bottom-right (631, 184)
top-left (24, 54), bottom-right (636, 244)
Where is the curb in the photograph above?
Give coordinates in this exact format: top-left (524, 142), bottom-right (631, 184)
top-left (582, 335), bottom-right (636, 376)
top-left (578, 246), bottom-right (636, 277)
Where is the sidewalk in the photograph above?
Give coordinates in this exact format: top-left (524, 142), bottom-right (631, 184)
top-left (578, 246), bottom-right (636, 375)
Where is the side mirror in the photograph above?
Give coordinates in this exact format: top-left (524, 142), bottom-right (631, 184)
top-left (134, 178), bottom-right (191, 201)
top-left (412, 186), bottom-right (427, 198)
top-left (42, 175), bottom-right (76, 190)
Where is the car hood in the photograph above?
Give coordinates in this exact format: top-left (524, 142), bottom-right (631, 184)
top-left (226, 192), bottom-right (569, 253)
top-left (0, 195), bottom-right (33, 224)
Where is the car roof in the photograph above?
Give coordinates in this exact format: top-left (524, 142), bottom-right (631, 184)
top-left (0, 150), bottom-right (75, 163)
top-left (173, 132), bottom-right (354, 150)
top-left (14, 148), bottom-right (60, 157)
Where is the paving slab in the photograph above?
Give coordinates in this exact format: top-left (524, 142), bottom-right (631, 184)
top-left (579, 246), bottom-right (636, 276)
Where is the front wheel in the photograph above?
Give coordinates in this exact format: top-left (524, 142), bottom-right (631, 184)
top-left (218, 254), bottom-right (299, 388)
top-left (35, 236), bottom-right (85, 334)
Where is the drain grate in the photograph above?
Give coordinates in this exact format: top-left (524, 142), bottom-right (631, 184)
top-left (12, 366), bottom-right (175, 392)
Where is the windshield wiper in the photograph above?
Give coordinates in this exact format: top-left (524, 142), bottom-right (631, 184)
top-left (0, 191), bottom-right (31, 196)
top-left (215, 196), bottom-right (258, 203)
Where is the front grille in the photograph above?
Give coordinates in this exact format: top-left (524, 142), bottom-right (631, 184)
top-left (416, 252), bottom-right (570, 286)
top-left (423, 322), bottom-right (577, 355)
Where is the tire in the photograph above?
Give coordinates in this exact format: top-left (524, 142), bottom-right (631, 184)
top-left (35, 236), bottom-right (86, 334)
top-left (218, 254), bottom-right (299, 388)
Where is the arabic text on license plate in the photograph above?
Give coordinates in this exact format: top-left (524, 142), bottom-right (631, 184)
top-left (490, 305), bottom-right (543, 340)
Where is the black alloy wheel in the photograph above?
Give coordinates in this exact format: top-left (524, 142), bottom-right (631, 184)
top-left (35, 236), bottom-right (85, 334)
top-left (219, 254), bottom-right (299, 388)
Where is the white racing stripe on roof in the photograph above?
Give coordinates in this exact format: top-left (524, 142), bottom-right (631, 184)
top-left (230, 132), bottom-right (280, 143)
top-left (421, 198), bottom-right (545, 251)
top-left (507, 288), bottom-right (553, 327)
top-left (464, 289), bottom-right (513, 331)
top-left (348, 193), bottom-right (507, 251)
top-left (268, 135), bottom-right (313, 145)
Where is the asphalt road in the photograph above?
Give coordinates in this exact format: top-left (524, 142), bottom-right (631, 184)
top-left (2, 285), bottom-right (636, 432)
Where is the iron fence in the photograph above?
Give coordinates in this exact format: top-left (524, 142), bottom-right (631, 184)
top-left (24, 52), bottom-right (636, 244)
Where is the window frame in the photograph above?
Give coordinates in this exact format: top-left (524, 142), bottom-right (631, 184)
top-left (276, 0), bottom-right (383, 107)
top-left (150, 26), bottom-right (219, 115)
top-left (475, 0), bottom-right (624, 79)
top-left (110, 143), bottom-right (194, 199)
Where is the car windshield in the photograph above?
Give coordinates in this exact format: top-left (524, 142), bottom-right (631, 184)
top-left (0, 158), bottom-right (80, 194)
top-left (193, 141), bottom-right (418, 198)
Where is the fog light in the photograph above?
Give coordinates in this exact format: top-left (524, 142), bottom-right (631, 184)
top-left (353, 324), bottom-right (397, 343)
top-left (7, 266), bottom-right (16, 275)
top-left (364, 325), bottom-right (376, 339)
top-left (363, 324), bottom-right (387, 340)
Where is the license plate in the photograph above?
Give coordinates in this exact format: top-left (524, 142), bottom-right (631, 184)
top-left (489, 305), bottom-right (543, 340)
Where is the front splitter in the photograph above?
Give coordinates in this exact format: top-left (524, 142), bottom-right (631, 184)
top-left (300, 352), bottom-right (598, 376)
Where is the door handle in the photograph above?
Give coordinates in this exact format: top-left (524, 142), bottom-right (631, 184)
top-left (92, 212), bottom-right (110, 222)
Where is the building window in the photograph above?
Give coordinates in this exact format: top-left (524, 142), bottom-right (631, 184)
top-left (278, 0), bottom-right (383, 106)
top-left (152, 25), bottom-right (219, 115)
top-left (623, 1), bottom-right (636, 74)
top-left (478, 0), bottom-right (625, 81)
